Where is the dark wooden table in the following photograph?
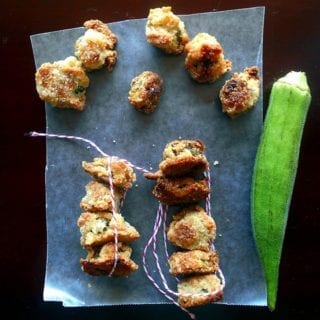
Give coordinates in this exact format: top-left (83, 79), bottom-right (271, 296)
top-left (1, 1), bottom-right (319, 319)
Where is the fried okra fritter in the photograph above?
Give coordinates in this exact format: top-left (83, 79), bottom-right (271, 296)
top-left (152, 176), bottom-right (210, 205)
top-left (75, 19), bottom-right (117, 71)
top-left (80, 242), bottom-right (138, 276)
top-left (159, 139), bottom-right (209, 177)
top-left (144, 140), bottom-right (210, 204)
top-left (80, 180), bottom-right (124, 212)
top-left (128, 71), bottom-right (163, 113)
top-left (35, 56), bottom-right (89, 110)
top-left (168, 250), bottom-right (219, 276)
top-left (185, 33), bottom-right (232, 83)
top-left (146, 6), bottom-right (189, 54)
top-left (177, 274), bottom-right (223, 308)
top-left (77, 212), bottom-right (140, 248)
top-left (219, 66), bottom-right (260, 118)
top-left (82, 157), bottom-right (136, 189)
top-left (167, 205), bottom-right (216, 251)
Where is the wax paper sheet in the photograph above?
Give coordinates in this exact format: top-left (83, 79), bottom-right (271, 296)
top-left (30, 7), bottom-right (266, 308)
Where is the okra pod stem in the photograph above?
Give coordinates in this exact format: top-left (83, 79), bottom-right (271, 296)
top-left (251, 71), bottom-right (311, 311)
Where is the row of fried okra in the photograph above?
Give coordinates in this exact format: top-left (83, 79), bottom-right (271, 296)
top-left (35, 9), bottom-right (260, 118)
top-left (77, 157), bottom-right (140, 277)
top-left (145, 139), bottom-right (223, 308)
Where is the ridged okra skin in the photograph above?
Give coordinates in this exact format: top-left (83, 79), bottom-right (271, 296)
top-left (251, 71), bottom-right (311, 311)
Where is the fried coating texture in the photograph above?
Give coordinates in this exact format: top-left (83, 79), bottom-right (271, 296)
top-left (168, 250), bottom-right (219, 276)
top-left (159, 139), bottom-right (209, 177)
top-left (77, 212), bottom-right (140, 248)
top-left (219, 66), bottom-right (260, 118)
top-left (80, 242), bottom-right (138, 276)
top-left (75, 19), bottom-right (117, 71)
top-left (35, 56), bottom-right (89, 110)
top-left (146, 6), bottom-right (189, 54)
top-left (152, 176), bottom-right (210, 205)
top-left (128, 71), bottom-right (163, 113)
top-left (82, 157), bottom-right (136, 189)
top-left (144, 139), bottom-right (209, 180)
top-left (167, 206), bottom-right (216, 251)
top-left (177, 274), bottom-right (223, 308)
top-left (80, 180), bottom-right (124, 212)
top-left (84, 19), bottom-right (117, 44)
top-left (185, 33), bottom-right (232, 83)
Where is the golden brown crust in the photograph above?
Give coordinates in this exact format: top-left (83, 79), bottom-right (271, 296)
top-left (80, 242), bottom-right (138, 276)
top-left (75, 19), bottom-right (117, 71)
top-left (219, 66), bottom-right (260, 118)
top-left (80, 180), bottom-right (124, 212)
top-left (159, 157), bottom-right (208, 178)
top-left (162, 139), bottom-right (205, 158)
top-left (177, 274), bottom-right (223, 308)
top-left (77, 212), bottom-right (140, 248)
top-left (146, 6), bottom-right (189, 54)
top-left (35, 56), bottom-right (89, 110)
top-left (184, 33), bottom-right (232, 83)
top-left (152, 176), bottom-right (210, 205)
top-left (159, 139), bottom-right (209, 177)
top-left (128, 71), bottom-right (163, 113)
top-left (83, 19), bottom-right (117, 48)
top-left (243, 66), bottom-right (259, 80)
top-left (144, 140), bottom-right (208, 179)
top-left (82, 158), bottom-right (136, 189)
top-left (168, 250), bottom-right (219, 276)
top-left (167, 205), bottom-right (216, 251)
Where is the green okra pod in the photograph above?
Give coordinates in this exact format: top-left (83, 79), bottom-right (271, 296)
top-left (251, 71), bottom-right (311, 311)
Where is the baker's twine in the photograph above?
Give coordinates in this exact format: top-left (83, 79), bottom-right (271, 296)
top-left (29, 131), bottom-right (225, 319)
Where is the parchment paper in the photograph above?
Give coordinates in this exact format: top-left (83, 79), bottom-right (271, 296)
top-left (30, 7), bottom-right (266, 308)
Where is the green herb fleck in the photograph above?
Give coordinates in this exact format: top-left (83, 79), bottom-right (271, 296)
top-left (175, 30), bottom-right (182, 44)
top-left (74, 85), bottom-right (85, 94)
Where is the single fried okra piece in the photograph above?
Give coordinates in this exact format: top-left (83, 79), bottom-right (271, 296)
top-left (75, 19), bottom-right (117, 71)
top-left (219, 66), bottom-right (260, 118)
top-left (82, 157), bottom-right (136, 189)
top-left (167, 205), bottom-right (216, 251)
top-left (184, 33), bottom-right (232, 83)
top-left (80, 242), bottom-right (138, 276)
top-left (146, 6), bottom-right (189, 54)
top-left (77, 212), bottom-right (140, 248)
top-left (159, 139), bottom-right (209, 177)
top-left (80, 180), bottom-right (124, 212)
top-left (128, 71), bottom-right (163, 113)
top-left (168, 250), bottom-right (219, 276)
top-left (178, 274), bottom-right (223, 308)
top-left (152, 176), bottom-right (210, 205)
top-left (35, 56), bottom-right (89, 110)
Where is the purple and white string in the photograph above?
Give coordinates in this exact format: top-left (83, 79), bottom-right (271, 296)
top-left (30, 131), bottom-right (151, 277)
top-left (141, 166), bottom-right (225, 319)
top-left (29, 131), bottom-right (151, 174)
top-left (29, 131), bottom-right (225, 318)
top-left (142, 201), bottom-right (225, 319)
top-left (106, 155), bottom-right (119, 277)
